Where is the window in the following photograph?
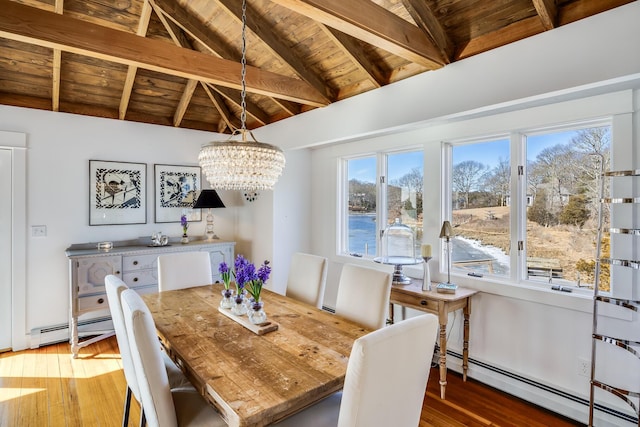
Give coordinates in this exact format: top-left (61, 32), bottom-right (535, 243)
top-left (450, 138), bottom-right (511, 278)
top-left (343, 150), bottom-right (424, 258)
top-left (446, 122), bottom-right (611, 290)
top-left (525, 126), bottom-right (610, 291)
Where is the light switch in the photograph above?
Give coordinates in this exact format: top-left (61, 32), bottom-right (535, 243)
top-left (32, 225), bottom-right (47, 237)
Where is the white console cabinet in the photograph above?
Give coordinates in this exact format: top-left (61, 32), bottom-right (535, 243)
top-left (66, 239), bottom-right (235, 358)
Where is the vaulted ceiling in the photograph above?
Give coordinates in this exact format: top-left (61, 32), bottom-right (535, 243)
top-left (0, 0), bottom-right (634, 133)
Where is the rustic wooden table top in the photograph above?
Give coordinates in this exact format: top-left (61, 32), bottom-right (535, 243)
top-left (142, 284), bottom-right (371, 427)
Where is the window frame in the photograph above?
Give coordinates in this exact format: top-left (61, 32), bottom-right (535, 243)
top-left (339, 147), bottom-right (424, 260)
top-left (442, 118), bottom-right (613, 294)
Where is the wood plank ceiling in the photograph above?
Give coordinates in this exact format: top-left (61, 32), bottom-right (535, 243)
top-left (0, 0), bottom-right (634, 133)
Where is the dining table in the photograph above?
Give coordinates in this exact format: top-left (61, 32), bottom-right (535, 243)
top-left (141, 284), bottom-right (371, 427)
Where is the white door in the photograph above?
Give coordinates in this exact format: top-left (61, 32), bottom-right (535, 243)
top-left (0, 148), bottom-right (11, 350)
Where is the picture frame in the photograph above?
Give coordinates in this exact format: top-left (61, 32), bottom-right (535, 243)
top-left (89, 160), bottom-right (147, 225)
top-left (154, 164), bottom-right (202, 223)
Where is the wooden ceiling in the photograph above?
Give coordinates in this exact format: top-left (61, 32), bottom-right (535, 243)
top-left (0, 0), bottom-right (634, 133)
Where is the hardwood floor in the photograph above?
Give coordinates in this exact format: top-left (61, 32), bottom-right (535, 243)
top-left (0, 336), bottom-right (583, 426)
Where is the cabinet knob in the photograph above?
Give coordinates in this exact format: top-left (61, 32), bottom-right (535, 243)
top-left (420, 300), bottom-right (427, 306)
top-left (133, 260), bottom-right (138, 266)
top-left (98, 298), bottom-right (104, 304)
top-left (115, 271), bottom-right (121, 275)
top-left (133, 277), bottom-right (138, 282)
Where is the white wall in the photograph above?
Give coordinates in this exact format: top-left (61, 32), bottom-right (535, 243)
top-left (0, 106), bottom-right (249, 341)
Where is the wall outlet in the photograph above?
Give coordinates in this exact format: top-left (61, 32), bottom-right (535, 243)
top-left (577, 358), bottom-right (590, 377)
top-left (31, 225), bottom-right (47, 237)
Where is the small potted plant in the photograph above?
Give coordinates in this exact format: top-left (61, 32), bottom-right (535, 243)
top-left (245, 260), bottom-right (270, 324)
top-left (218, 261), bottom-right (235, 309)
top-left (180, 214), bottom-right (189, 244)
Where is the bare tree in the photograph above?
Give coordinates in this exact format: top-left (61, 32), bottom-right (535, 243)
top-left (571, 127), bottom-right (611, 222)
top-left (392, 167), bottom-right (424, 219)
top-left (484, 158), bottom-right (510, 206)
top-left (533, 144), bottom-right (575, 213)
top-left (453, 160), bottom-right (487, 208)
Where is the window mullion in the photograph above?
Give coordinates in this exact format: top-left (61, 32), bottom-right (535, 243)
top-left (512, 132), bottom-right (526, 281)
top-left (377, 153), bottom-right (388, 256)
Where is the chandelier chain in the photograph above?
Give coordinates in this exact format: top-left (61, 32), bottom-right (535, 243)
top-left (240, 0), bottom-right (247, 131)
top-left (198, 0), bottom-right (285, 192)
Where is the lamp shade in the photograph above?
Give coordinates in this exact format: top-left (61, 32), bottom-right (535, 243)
top-left (193, 190), bottom-right (225, 209)
top-left (439, 221), bottom-right (453, 238)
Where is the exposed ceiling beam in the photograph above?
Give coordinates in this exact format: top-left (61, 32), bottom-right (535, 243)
top-left (320, 25), bottom-right (385, 87)
top-left (151, 0), bottom-right (294, 123)
top-left (149, 0), bottom-right (235, 60)
top-left (148, 2), bottom-right (201, 128)
top-left (119, 0), bottom-right (152, 120)
top-left (173, 78), bottom-right (197, 127)
top-left (51, 0), bottom-right (64, 112)
top-left (200, 82), bottom-right (240, 133)
top-left (209, 85), bottom-right (270, 126)
top-left (401, 0), bottom-right (453, 64)
top-left (455, 16), bottom-right (541, 60)
top-left (532, 0), bottom-right (557, 30)
top-left (215, 0), bottom-right (334, 103)
top-left (270, 0), bottom-right (445, 68)
top-left (0, 0), bottom-right (329, 107)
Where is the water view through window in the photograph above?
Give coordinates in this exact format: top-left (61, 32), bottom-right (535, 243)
top-left (347, 151), bottom-right (424, 257)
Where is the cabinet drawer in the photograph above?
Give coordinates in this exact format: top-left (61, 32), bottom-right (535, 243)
top-left (123, 254), bottom-right (158, 272)
top-left (78, 294), bottom-right (109, 312)
top-left (122, 269), bottom-right (157, 288)
top-left (391, 293), bottom-right (439, 313)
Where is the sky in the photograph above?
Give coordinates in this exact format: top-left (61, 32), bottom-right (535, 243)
top-left (348, 128), bottom-right (602, 181)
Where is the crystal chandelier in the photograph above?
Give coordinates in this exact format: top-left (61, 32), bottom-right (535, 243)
top-left (198, 0), bottom-right (285, 191)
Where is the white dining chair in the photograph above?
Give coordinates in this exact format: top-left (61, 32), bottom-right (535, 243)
top-left (273, 313), bottom-right (439, 427)
top-left (285, 252), bottom-right (328, 309)
top-left (335, 263), bottom-right (392, 330)
top-left (157, 252), bottom-right (212, 292)
top-left (121, 288), bottom-right (226, 427)
top-left (105, 275), bottom-right (192, 427)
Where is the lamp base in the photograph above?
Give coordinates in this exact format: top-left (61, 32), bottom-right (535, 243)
top-left (204, 209), bottom-right (219, 240)
top-left (205, 232), bottom-right (219, 241)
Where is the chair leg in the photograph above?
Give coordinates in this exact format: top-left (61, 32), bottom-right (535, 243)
top-left (122, 386), bottom-right (132, 427)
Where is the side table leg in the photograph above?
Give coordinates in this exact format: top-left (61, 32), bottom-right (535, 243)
top-left (389, 302), bottom-right (394, 324)
top-left (463, 299), bottom-right (471, 382)
top-left (438, 323), bottom-right (447, 399)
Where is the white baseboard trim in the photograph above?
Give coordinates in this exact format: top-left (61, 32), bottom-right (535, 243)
top-left (444, 350), bottom-right (637, 427)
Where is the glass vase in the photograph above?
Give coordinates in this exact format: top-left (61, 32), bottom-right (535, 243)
top-left (248, 301), bottom-right (267, 325)
top-left (219, 289), bottom-right (235, 309)
top-left (231, 293), bottom-right (247, 316)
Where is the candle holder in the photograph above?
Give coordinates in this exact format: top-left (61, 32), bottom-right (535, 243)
top-left (422, 256), bottom-right (432, 291)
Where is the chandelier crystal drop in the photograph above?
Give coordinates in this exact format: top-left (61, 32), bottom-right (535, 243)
top-left (198, 0), bottom-right (285, 191)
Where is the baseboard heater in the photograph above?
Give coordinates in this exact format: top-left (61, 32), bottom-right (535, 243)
top-left (446, 349), bottom-right (638, 426)
top-left (30, 316), bottom-right (112, 349)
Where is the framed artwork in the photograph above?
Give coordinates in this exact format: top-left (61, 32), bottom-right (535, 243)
top-left (154, 164), bottom-right (202, 223)
top-left (89, 160), bottom-right (147, 225)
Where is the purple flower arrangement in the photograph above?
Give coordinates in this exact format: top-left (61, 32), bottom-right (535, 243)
top-left (180, 214), bottom-right (189, 236)
top-left (219, 255), bottom-right (271, 303)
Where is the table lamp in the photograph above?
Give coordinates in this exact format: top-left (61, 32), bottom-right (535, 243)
top-left (437, 220), bottom-right (457, 293)
top-left (193, 189), bottom-right (225, 240)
